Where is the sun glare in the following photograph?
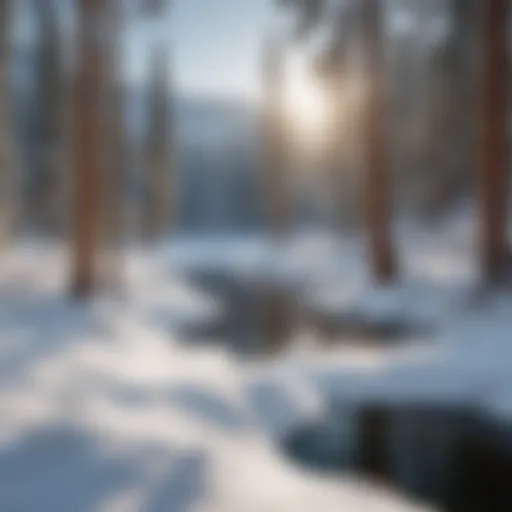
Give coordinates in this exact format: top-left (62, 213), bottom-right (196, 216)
top-left (284, 56), bottom-right (328, 137)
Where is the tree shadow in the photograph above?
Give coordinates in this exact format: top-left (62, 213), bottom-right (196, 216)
top-left (167, 385), bottom-right (249, 432)
top-left (145, 451), bottom-right (207, 512)
top-left (0, 293), bottom-right (102, 385)
top-left (245, 380), bottom-right (309, 440)
top-left (0, 424), bottom-right (208, 512)
top-left (0, 425), bottom-right (140, 512)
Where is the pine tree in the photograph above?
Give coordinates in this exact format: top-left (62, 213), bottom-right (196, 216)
top-left (99, 0), bottom-right (127, 291)
top-left (262, 37), bottom-right (290, 237)
top-left (0, 0), bottom-right (17, 246)
top-left (142, 43), bottom-right (174, 242)
top-left (279, 0), bottom-right (397, 282)
top-left (71, 0), bottom-right (106, 298)
top-left (479, 0), bottom-right (510, 282)
top-left (30, 0), bottom-right (64, 235)
top-left (360, 0), bottom-right (397, 283)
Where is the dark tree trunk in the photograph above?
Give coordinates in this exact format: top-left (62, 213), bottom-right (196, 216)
top-left (0, 0), bottom-right (16, 246)
top-left (361, 0), bottom-right (397, 284)
top-left (71, 0), bottom-right (105, 298)
top-left (31, 0), bottom-right (64, 235)
top-left (479, 0), bottom-right (509, 282)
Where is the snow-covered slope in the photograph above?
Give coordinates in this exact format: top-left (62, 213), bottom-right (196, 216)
top-left (0, 241), bottom-right (432, 512)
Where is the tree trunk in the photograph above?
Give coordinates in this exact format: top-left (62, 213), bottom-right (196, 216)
top-left (0, 0), bottom-right (16, 247)
top-left (71, 0), bottom-right (105, 298)
top-left (361, 0), bottom-right (397, 284)
top-left (142, 43), bottom-right (173, 243)
top-left (479, 0), bottom-right (509, 282)
top-left (262, 37), bottom-right (290, 238)
top-left (31, 0), bottom-right (65, 235)
top-left (99, 0), bottom-right (125, 292)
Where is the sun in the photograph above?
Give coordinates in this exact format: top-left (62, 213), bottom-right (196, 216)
top-left (284, 55), bottom-right (328, 136)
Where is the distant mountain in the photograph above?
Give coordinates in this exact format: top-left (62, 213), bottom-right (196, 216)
top-left (126, 90), bottom-right (261, 150)
top-left (13, 43), bottom-right (266, 235)
top-left (125, 90), bottom-right (265, 234)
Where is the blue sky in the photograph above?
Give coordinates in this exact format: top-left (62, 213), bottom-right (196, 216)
top-left (171, 0), bottom-right (273, 100)
top-left (15, 0), bottom-right (283, 102)
top-left (131, 0), bottom-right (278, 101)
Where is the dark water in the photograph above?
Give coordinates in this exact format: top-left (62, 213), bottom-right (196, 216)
top-left (181, 267), bottom-right (297, 357)
top-left (282, 404), bottom-right (512, 512)
top-left (179, 267), bottom-right (512, 510)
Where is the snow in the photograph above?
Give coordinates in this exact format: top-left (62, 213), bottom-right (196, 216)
top-left (161, 213), bottom-right (512, 422)
top-left (0, 241), bottom-right (433, 512)
top-left (3, 207), bottom-right (512, 510)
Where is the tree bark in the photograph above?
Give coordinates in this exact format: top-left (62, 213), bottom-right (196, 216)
top-left (71, 0), bottom-right (105, 298)
top-left (361, 0), bottom-right (397, 283)
top-left (479, 0), bottom-right (509, 282)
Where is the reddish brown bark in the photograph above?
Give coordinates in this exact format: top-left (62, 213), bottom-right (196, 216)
top-left (71, 0), bottom-right (104, 298)
top-left (479, 0), bottom-right (510, 282)
top-left (361, 0), bottom-right (397, 284)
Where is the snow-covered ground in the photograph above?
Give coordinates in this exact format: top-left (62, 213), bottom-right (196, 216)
top-left (2, 208), bottom-right (512, 511)
top-left (0, 240), bottom-right (434, 512)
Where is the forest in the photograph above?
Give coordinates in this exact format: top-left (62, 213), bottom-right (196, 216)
top-left (0, 1), bottom-right (511, 511)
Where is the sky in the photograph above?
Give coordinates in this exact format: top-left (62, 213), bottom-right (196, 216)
top-left (14, 0), bottom-right (287, 102)
top-left (173, 0), bottom-right (273, 100)
top-left (131, 0), bottom-right (278, 101)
